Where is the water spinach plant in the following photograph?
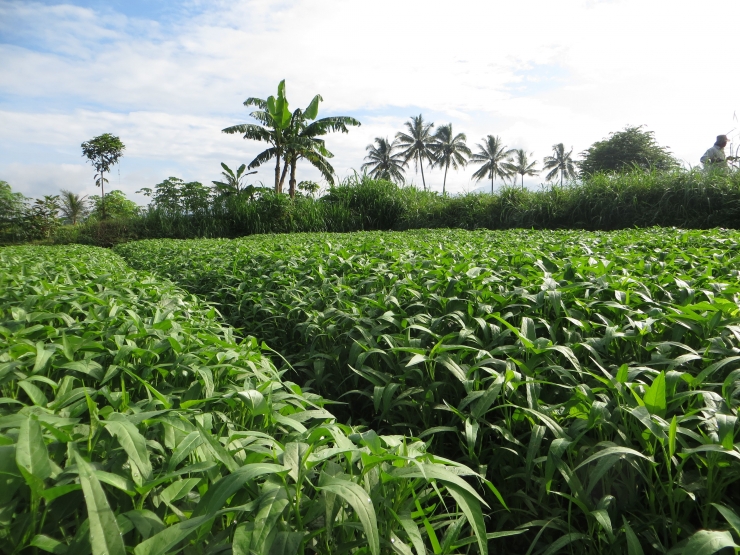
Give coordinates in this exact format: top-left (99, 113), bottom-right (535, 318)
top-left (115, 228), bottom-right (740, 554)
top-left (0, 245), bottom-right (490, 555)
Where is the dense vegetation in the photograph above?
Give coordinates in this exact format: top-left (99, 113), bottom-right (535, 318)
top-left (44, 168), bottom-right (740, 246)
top-left (0, 245), bottom-right (490, 554)
top-left (115, 227), bottom-right (740, 554)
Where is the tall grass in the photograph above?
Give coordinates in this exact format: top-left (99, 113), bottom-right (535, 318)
top-left (55, 168), bottom-right (740, 246)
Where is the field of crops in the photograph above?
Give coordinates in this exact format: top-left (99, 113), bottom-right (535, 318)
top-left (0, 245), bottom-right (490, 555)
top-left (112, 228), bottom-right (740, 554)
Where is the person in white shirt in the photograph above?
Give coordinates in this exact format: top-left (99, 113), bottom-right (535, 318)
top-left (700, 135), bottom-right (736, 168)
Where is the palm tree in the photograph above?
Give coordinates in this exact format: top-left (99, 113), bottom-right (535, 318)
top-left (470, 135), bottom-right (514, 194)
top-left (362, 138), bottom-right (407, 182)
top-left (504, 149), bottom-right (539, 189)
top-left (542, 143), bottom-right (577, 186)
top-left (212, 163), bottom-right (257, 195)
top-left (59, 190), bottom-right (88, 225)
top-left (395, 115), bottom-right (435, 190)
top-left (431, 124), bottom-right (471, 196)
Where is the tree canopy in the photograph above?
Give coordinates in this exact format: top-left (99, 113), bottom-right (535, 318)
top-left (362, 138), bottom-right (407, 183)
top-left (578, 126), bottom-right (678, 176)
top-left (81, 133), bottom-right (125, 219)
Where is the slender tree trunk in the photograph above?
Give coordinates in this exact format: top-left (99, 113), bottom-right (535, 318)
top-left (419, 153), bottom-right (427, 191)
top-left (274, 155), bottom-right (281, 194)
top-left (279, 156), bottom-right (290, 193)
top-left (491, 169), bottom-right (494, 195)
top-left (101, 169), bottom-right (106, 220)
top-left (560, 170), bottom-right (563, 187)
top-left (443, 163), bottom-right (449, 196)
top-left (521, 173), bottom-right (524, 190)
top-left (289, 155), bottom-right (297, 199)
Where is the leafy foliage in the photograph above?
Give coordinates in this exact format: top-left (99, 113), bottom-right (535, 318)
top-left (80, 133), bottom-right (125, 219)
top-left (579, 126), bottom-right (678, 176)
top-left (138, 178), bottom-right (211, 215)
top-left (1, 245), bottom-right (490, 555)
top-left (88, 190), bottom-right (140, 221)
top-left (117, 227), bottom-right (740, 554)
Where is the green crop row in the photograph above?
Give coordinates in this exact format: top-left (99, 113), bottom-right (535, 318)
top-left (0, 245), bottom-right (491, 555)
top-left (116, 228), bottom-right (740, 554)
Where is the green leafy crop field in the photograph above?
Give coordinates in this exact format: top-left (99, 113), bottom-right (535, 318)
top-left (0, 245), bottom-right (489, 555)
top-left (113, 228), bottom-right (740, 554)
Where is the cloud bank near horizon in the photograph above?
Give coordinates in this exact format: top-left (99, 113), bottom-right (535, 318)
top-left (1, 0), bottom-right (739, 202)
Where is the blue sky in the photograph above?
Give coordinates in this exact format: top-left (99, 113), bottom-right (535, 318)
top-left (2, 0), bottom-right (740, 202)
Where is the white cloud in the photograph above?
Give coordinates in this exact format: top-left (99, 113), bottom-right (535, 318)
top-left (1, 0), bottom-right (740, 201)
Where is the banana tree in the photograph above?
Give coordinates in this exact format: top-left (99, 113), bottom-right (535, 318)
top-left (211, 162), bottom-right (256, 196)
top-left (281, 94), bottom-right (360, 197)
top-left (224, 80), bottom-right (360, 197)
top-left (223, 80), bottom-right (292, 193)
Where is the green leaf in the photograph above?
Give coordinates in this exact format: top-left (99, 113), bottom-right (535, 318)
top-left (16, 416), bottom-right (52, 492)
top-left (30, 534), bottom-right (68, 554)
top-left (168, 430), bottom-right (203, 471)
top-left (389, 463), bottom-right (488, 507)
top-left (682, 530), bottom-right (738, 555)
top-left (303, 94), bottom-right (322, 121)
top-left (159, 478), bottom-right (200, 506)
top-left (124, 510), bottom-right (165, 540)
top-left (711, 503), bottom-right (740, 537)
top-left (669, 415), bottom-right (678, 458)
top-left (18, 380), bottom-right (48, 407)
top-left (104, 419), bottom-right (152, 485)
top-left (268, 531), bottom-right (304, 555)
top-left (446, 484), bottom-right (488, 555)
top-left (193, 463), bottom-right (288, 517)
top-left (252, 488), bottom-right (290, 554)
top-left (133, 514), bottom-right (215, 555)
top-left (541, 533), bottom-right (588, 555)
top-left (643, 371), bottom-right (666, 417)
top-left (33, 342), bottom-right (54, 373)
top-left (622, 518), bottom-right (644, 555)
top-left (74, 451), bottom-right (126, 555)
top-left (391, 508), bottom-right (426, 555)
top-left (61, 360), bottom-right (104, 381)
top-left (318, 473), bottom-right (379, 555)
top-left (574, 446), bottom-right (653, 471)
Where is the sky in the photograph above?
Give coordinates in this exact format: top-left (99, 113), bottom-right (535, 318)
top-left (1, 0), bottom-right (740, 203)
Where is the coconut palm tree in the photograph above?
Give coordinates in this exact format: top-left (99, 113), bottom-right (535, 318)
top-left (362, 138), bottom-right (407, 182)
top-left (504, 149), bottom-right (539, 189)
top-left (431, 124), bottom-right (471, 196)
top-left (470, 135), bottom-right (514, 194)
top-left (543, 143), bottom-right (577, 186)
top-left (59, 190), bottom-right (88, 225)
top-left (395, 115), bottom-right (435, 190)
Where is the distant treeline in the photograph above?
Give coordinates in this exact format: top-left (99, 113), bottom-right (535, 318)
top-left (47, 168), bottom-right (740, 247)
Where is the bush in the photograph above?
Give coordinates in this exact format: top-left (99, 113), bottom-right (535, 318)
top-left (40, 168), bottom-right (740, 247)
